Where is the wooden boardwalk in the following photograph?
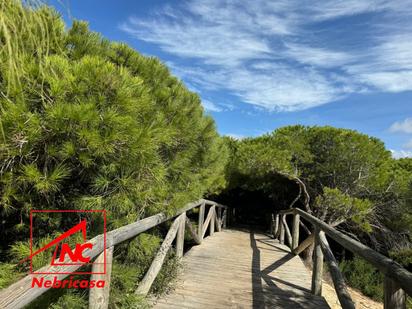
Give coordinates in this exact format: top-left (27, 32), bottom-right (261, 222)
top-left (153, 229), bottom-right (330, 308)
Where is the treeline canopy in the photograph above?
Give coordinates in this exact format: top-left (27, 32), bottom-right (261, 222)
top-left (0, 0), bottom-right (228, 240)
top-left (224, 126), bottom-right (412, 263)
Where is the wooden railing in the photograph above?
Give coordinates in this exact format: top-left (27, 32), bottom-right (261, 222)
top-left (0, 199), bottom-right (228, 309)
top-left (272, 208), bottom-right (412, 309)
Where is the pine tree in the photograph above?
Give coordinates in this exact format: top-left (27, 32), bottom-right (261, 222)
top-left (0, 1), bottom-right (228, 306)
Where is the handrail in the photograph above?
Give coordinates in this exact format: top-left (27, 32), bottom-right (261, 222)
top-left (0, 199), bottom-right (228, 309)
top-left (274, 208), bottom-right (412, 309)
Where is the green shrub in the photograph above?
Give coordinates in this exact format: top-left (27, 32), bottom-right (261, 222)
top-left (340, 256), bottom-right (383, 301)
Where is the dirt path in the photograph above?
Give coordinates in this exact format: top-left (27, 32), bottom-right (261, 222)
top-left (322, 281), bottom-right (382, 309)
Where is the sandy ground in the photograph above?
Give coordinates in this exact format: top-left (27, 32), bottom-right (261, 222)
top-left (322, 281), bottom-right (382, 309)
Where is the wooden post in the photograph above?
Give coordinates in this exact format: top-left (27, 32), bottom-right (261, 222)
top-left (202, 206), bottom-right (215, 239)
top-left (292, 213), bottom-right (300, 250)
top-left (209, 208), bottom-right (215, 236)
top-left (215, 209), bottom-right (222, 232)
top-left (270, 214), bottom-right (274, 236)
top-left (216, 207), bottom-right (222, 232)
top-left (279, 218), bottom-right (285, 245)
top-left (319, 232), bottom-right (355, 309)
top-left (311, 228), bottom-right (323, 296)
top-left (222, 208), bottom-right (227, 228)
top-left (198, 202), bottom-right (205, 242)
top-left (282, 215), bottom-right (292, 247)
top-left (274, 214), bottom-right (279, 238)
top-left (89, 246), bottom-right (114, 309)
top-left (135, 214), bottom-right (182, 295)
top-left (384, 276), bottom-right (406, 309)
top-left (176, 212), bottom-right (186, 258)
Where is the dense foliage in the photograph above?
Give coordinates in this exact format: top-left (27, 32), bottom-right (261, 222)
top-left (1, 1), bottom-right (411, 307)
top-left (224, 126), bottom-right (412, 262)
top-left (0, 0), bottom-right (227, 307)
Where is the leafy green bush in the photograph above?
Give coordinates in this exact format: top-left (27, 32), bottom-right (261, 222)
top-left (340, 256), bottom-right (383, 301)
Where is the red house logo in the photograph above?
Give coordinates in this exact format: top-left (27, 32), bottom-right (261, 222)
top-left (29, 210), bottom-right (106, 275)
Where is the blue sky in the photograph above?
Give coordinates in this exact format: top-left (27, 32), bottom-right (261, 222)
top-left (47, 0), bottom-right (412, 158)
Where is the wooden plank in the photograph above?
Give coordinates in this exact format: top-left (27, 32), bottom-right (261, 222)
top-left (292, 213), bottom-right (300, 250)
top-left (319, 232), bottom-right (355, 309)
top-left (198, 202), bottom-right (205, 242)
top-left (384, 276), bottom-right (406, 309)
top-left (135, 214), bottom-right (183, 295)
top-left (88, 246), bottom-right (114, 309)
top-left (153, 229), bottom-right (330, 309)
top-left (176, 212), bottom-right (186, 258)
top-left (311, 228), bottom-right (323, 296)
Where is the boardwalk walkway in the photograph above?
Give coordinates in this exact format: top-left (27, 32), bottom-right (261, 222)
top-left (153, 229), bottom-right (330, 308)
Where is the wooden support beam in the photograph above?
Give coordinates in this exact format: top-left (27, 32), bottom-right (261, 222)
top-left (135, 214), bottom-right (183, 296)
top-left (319, 232), bottom-right (355, 309)
top-left (293, 233), bottom-right (314, 255)
top-left (274, 214), bottom-right (279, 238)
top-left (282, 215), bottom-right (292, 248)
top-left (279, 219), bottom-right (285, 245)
top-left (198, 202), bottom-right (206, 242)
top-left (311, 228), bottom-right (323, 296)
top-left (202, 206), bottom-right (215, 239)
top-left (185, 217), bottom-right (201, 245)
top-left (292, 214), bottom-right (300, 250)
top-left (209, 207), bottom-right (215, 236)
top-left (176, 212), bottom-right (186, 258)
top-left (384, 276), bottom-right (406, 309)
top-left (222, 209), bottom-right (227, 228)
top-left (282, 208), bottom-right (412, 296)
top-left (89, 246), bottom-right (114, 309)
top-left (215, 208), bottom-right (222, 232)
top-left (270, 214), bottom-right (274, 236)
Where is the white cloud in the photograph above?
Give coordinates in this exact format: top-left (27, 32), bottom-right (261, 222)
top-left (283, 43), bottom-right (353, 68)
top-left (308, 0), bottom-right (391, 21)
top-left (391, 149), bottom-right (412, 159)
top-left (359, 71), bottom-right (412, 92)
top-left (390, 118), bottom-right (412, 134)
top-left (170, 62), bottom-right (344, 111)
top-left (120, 0), bottom-right (412, 111)
top-left (404, 139), bottom-right (412, 149)
top-left (202, 100), bottom-right (223, 112)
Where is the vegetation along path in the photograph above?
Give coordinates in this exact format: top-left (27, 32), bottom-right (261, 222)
top-left (153, 229), bottom-right (330, 309)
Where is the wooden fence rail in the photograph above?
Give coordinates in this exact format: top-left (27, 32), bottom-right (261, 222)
top-left (0, 199), bottom-right (228, 309)
top-left (273, 208), bottom-right (412, 309)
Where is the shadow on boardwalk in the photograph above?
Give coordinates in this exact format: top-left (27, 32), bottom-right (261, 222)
top-left (249, 230), bottom-right (328, 308)
top-left (153, 229), bottom-right (330, 308)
